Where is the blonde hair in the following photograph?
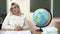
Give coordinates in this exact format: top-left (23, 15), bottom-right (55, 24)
top-left (10, 2), bottom-right (20, 11)
top-left (10, 2), bottom-right (21, 15)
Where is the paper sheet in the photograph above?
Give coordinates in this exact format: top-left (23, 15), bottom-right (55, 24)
top-left (1, 30), bottom-right (31, 34)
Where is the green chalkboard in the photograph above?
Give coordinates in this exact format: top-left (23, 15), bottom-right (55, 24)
top-left (53, 0), bottom-right (60, 17)
top-left (30, 0), bottom-right (51, 12)
top-left (0, 0), bottom-right (7, 20)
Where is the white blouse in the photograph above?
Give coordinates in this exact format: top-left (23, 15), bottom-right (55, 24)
top-left (2, 14), bottom-right (29, 30)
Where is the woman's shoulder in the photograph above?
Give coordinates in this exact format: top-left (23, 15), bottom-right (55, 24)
top-left (5, 14), bottom-right (10, 17)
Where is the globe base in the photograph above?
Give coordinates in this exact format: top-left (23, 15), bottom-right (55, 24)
top-left (36, 28), bottom-right (43, 32)
top-left (36, 25), bottom-right (43, 32)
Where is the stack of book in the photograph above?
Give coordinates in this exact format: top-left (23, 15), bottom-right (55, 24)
top-left (42, 27), bottom-right (58, 34)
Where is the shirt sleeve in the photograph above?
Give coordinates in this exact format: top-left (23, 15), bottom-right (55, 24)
top-left (2, 14), bottom-right (14, 29)
top-left (23, 17), bottom-right (29, 30)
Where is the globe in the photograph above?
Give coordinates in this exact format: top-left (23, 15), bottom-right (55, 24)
top-left (32, 8), bottom-right (52, 32)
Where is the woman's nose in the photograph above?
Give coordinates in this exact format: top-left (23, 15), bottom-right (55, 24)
top-left (13, 8), bottom-right (16, 11)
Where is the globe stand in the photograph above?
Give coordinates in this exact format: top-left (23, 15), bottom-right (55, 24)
top-left (36, 27), bottom-right (43, 32)
top-left (36, 25), bottom-right (43, 32)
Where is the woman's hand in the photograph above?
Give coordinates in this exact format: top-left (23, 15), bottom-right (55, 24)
top-left (14, 25), bottom-right (23, 31)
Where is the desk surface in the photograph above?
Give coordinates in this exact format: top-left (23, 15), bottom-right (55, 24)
top-left (0, 27), bottom-right (59, 34)
top-left (0, 30), bottom-right (32, 34)
top-left (0, 29), bottom-right (41, 34)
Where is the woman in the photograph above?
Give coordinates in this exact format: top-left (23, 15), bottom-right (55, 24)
top-left (2, 2), bottom-right (29, 31)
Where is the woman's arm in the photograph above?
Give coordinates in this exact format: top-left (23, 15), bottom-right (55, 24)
top-left (23, 18), bottom-right (29, 30)
top-left (2, 15), bottom-right (9, 29)
top-left (2, 14), bottom-right (14, 30)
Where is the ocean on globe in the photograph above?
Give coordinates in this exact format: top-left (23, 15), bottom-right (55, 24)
top-left (33, 9), bottom-right (51, 27)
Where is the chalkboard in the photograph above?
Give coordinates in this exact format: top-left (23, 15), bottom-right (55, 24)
top-left (30, 0), bottom-right (51, 12)
top-left (53, 0), bottom-right (60, 17)
top-left (0, 0), bottom-right (7, 20)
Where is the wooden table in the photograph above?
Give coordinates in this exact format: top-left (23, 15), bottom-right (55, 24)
top-left (55, 21), bottom-right (60, 34)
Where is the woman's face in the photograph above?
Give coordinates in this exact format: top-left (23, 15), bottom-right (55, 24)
top-left (11, 5), bottom-right (20, 14)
